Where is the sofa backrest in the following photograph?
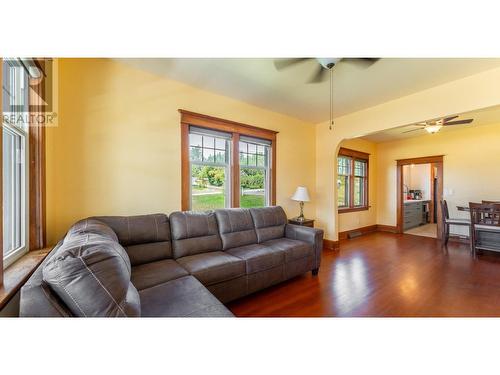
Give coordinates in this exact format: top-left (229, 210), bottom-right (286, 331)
top-left (215, 208), bottom-right (258, 250)
top-left (92, 214), bottom-right (172, 266)
top-left (170, 211), bottom-right (222, 258)
top-left (249, 206), bottom-right (287, 243)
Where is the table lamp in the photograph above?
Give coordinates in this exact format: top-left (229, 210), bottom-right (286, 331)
top-left (291, 186), bottom-right (310, 222)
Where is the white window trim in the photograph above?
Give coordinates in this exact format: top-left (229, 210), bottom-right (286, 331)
top-left (238, 140), bottom-right (271, 207)
top-left (2, 121), bottom-right (29, 268)
top-left (188, 130), bottom-right (232, 210)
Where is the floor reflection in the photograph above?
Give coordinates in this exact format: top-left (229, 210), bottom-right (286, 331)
top-left (333, 254), bottom-right (371, 314)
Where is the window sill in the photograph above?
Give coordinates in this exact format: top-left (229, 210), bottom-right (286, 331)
top-left (338, 206), bottom-right (370, 214)
top-left (0, 247), bottom-right (52, 311)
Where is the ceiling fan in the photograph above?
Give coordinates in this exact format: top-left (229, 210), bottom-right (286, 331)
top-left (403, 116), bottom-right (474, 134)
top-left (274, 58), bottom-right (379, 131)
top-left (273, 58), bottom-right (379, 83)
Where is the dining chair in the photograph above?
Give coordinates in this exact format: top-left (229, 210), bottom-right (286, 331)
top-left (469, 203), bottom-right (500, 257)
top-left (440, 200), bottom-right (472, 252)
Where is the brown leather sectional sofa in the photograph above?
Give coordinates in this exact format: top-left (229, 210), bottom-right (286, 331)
top-left (20, 206), bottom-right (323, 317)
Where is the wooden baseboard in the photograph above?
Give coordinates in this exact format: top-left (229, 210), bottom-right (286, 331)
top-left (376, 225), bottom-right (398, 233)
top-left (325, 224), bottom-right (398, 250)
top-left (339, 225), bottom-right (378, 240)
top-left (324, 239), bottom-right (340, 251)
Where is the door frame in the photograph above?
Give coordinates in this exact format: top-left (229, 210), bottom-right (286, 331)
top-left (396, 155), bottom-right (444, 239)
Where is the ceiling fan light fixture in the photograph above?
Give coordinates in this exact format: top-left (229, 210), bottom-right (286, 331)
top-left (425, 124), bottom-right (442, 134)
top-left (317, 58), bottom-right (341, 69)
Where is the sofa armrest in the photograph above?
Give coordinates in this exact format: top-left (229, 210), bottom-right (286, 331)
top-left (285, 224), bottom-right (324, 270)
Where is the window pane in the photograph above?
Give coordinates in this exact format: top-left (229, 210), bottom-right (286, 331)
top-left (202, 136), bottom-right (214, 148)
top-left (191, 165), bottom-right (226, 210)
top-left (248, 143), bottom-right (257, 154)
top-left (247, 153), bottom-right (257, 167)
top-left (338, 156), bottom-right (351, 175)
top-left (215, 138), bottom-right (226, 150)
top-left (354, 160), bottom-right (366, 177)
top-left (337, 176), bottom-right (349, 207)
top-left (257, 154), bottom-right (265, 167)
top-left (239, 152), bottom-right (247, 166)
top-left (240, 167), bottom-right (266, 208)
top-left (203, 148), bottom-right (214, 163)
top-left (354, 177), bottom-right (365, 206)
top-left (189, 133), bottom-right (202, 147)
top-left (239, 141), bottom-right (247, 153)
top-left (215, 150), bottom-right (226, 163)
top-left (3, 127), bottom-right (24, 256)
top-left (190, 146), bottom-right (202, 162)
top-left (257, 145), bottom-right (264, 155)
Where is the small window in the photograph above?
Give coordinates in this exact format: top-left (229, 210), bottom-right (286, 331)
top-left (337, 148), bottom-right (369, 212)
top-left (337, 156), bottom-right (351, 208)
top-left (239, 137), bottom-right (271, 208)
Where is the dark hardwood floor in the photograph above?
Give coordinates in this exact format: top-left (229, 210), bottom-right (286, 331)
top-left (227, 232), bottom-right (500, 317)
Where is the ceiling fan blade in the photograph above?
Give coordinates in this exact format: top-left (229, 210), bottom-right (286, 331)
top-left (307, 65), bottom-right (329, 83)
top-left (443, 116), bottom-right (459, 123)
top-left (403, 127), bottom-right (424, 133)
top-left (273, 58), bottom-right (310, 71)
top-left (443, 119), bottom-right (473, 126)
top-left (341, 58), bottom-right (379, 68)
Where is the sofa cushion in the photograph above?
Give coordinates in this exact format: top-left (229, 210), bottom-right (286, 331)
top-left (170, 211), bottom-right (222, 258)
top-left (92, 214), bottom-right (172, 265)
top-left (226, 243), bottom-right (285, 274)
top-left (249, 206), bottom-right (287, 243)
top-left (176, 251), bottom-right (246, 286)
top-left (215, 208), bottom-right (258, 250)
top-left (66, 218), bottom-right (118, 243)
top-left (42, 235), bottom-right (140, 317)
top-left (131, 259), bottom-right (189, 291)
top-left (124, 242), bottom-right (172, 267)
top-left (139, 276), bottom-right (233, 317)
top-left (262, 238), bottom-right (313, 263)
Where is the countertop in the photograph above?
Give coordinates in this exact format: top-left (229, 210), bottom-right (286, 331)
top-left (404, 199), bottom-right (430, 204)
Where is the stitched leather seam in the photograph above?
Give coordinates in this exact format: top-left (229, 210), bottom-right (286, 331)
top-left (78, 256), bottom-right (127, 317)
top-left (127, 217), bottom-right (131, 244)
top-left (154, 215), bottom-right (159, 242)
top-left (56, 254), bottom-right (87, 317)
top-left (41, 283), bottom-right (70, 316)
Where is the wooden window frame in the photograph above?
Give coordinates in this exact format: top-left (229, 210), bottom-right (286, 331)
top-left (180, 110), bottom-right (277, 211)
top-left (28, 60), bottom-right (46, 251)
top-left (337, 147), bottom-right (370, 214)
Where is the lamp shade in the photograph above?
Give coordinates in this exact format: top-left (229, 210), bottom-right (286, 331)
top-left (291, 186), bottom-right (310, 202)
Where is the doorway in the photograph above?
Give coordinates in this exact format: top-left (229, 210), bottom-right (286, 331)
top-left (396, 156), bottom-right (443, 239)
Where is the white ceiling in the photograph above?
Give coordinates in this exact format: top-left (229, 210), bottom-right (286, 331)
top-left (360, 105), bottom-right (500, 143)
top-left (119, 58), bottom-right (500, 123)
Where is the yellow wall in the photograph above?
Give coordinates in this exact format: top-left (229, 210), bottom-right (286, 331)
top-left (46, 59), bottom-right (316, 244)
top-left (376, 122), bottom-right (500, 234)
top-left (316, 66), bottom-right (500, 240)
top-left (337, 138), bottom-right (377, 232)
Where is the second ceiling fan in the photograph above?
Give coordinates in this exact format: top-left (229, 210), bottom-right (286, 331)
top-left (404, 116), bottom-right (474, 134)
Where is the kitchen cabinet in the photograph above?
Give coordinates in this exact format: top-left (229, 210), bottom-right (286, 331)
top-left (403, 200), bottom-right (430, 230)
